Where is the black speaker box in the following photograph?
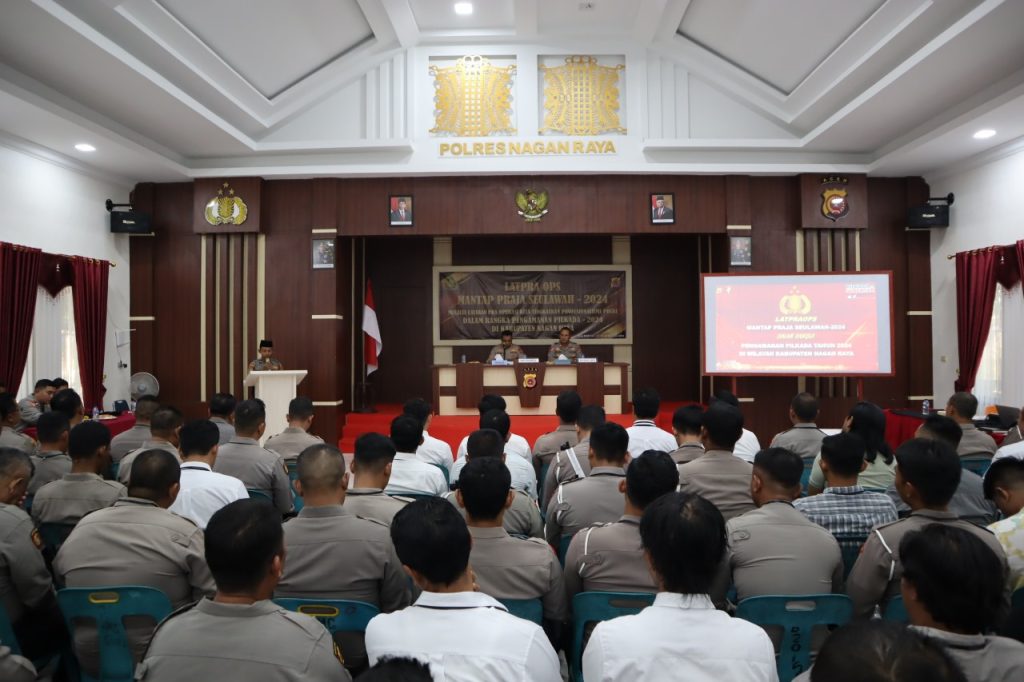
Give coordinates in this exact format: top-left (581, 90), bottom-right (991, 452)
top-left (110, 210), bottom-right (152, 234)
top-left (907, 204), bottom-right (948, 229)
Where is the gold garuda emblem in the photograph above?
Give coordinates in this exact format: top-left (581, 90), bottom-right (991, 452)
top-left (820, 176), bottom-right (850, 222)
top-left (515, 188), bottom-right (549, 222)
top-left (522, 373), bottom-right (537, 389)
top-left (205, 182), bottom-right (248, 226)
top-left (779, 288), bottom-right (812, 315)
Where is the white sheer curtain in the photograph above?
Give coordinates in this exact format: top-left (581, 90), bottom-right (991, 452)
top-left (1001, 285), bottom-right (1024, 409)
top-left (17, 287), bottom-right (81, 399)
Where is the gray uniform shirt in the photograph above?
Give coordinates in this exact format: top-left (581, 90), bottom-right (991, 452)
top-left (958, 423), bottom-right (998, 457)
top-left (911, 625), bottom-right (1024, 682)
top-left (109, 423), bottom-right (152, 462)
top-left (343, 488), bottom-right (409, 525)
top-left (446, 490), bottom-right (543, 538)
top-left (769, 423), bottom-right (826, 460)
top-left (533, 425), bottom-right (579, 467)
top-left (265, 427), bottom-right (324, 463)
top-left (886, 469), bottom-right (998, 526)
top-left (0, 503), bottom-right (52, 623)
top-left (137, 598), bottom-right (350, 682)
top-left (31, 472), bottom-right (126, 525)
top-left (0, 643), bottom-right (34, 682)
top-left (0, 427), bottom-right (36, 454)
top-left (210, 417), bottom-right (235, 445)
top-left (669, 442), bottom-right (704, 465)
top-left (16, 398), bottom-right (46, 428)
top-left (214, 437), bottom-right (294, 513)
top-left (118, 440), bottom-right (181, 485)
top-left (564, 515), bottom-right (656, 603)
top-left (546, 466), bottom-right (625, 546)
top-left (678, 450), bottom-right (756, 522)
top-left (28, 451), bottom-right (71, 495)
top-left (542, 439), bottom-right (591, 512)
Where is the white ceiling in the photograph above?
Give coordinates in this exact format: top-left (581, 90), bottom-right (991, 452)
top-left (0, 0), bottom-right (1021, 182)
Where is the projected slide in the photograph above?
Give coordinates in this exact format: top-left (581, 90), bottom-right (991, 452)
top-left (702, 272), bottom-right (893, 376)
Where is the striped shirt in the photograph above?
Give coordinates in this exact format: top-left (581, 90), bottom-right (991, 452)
top-left (793, 485), bottom-right (898, 539)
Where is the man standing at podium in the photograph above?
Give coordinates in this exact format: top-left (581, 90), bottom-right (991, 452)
top-left (547, 327), bottom-right (584, 363)
top-left (486, 330), bottom-right (525, 363)
top-left (248, 339), bottom-right (283, 372)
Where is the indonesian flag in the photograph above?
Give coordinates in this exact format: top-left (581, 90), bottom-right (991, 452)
top-left (363, 280), bottom-right (382, 376)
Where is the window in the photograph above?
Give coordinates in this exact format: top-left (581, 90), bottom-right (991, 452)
top-left (974, 284), bottom-right (1024, 414)
top-left (17, 287), bottom-right (81, 399)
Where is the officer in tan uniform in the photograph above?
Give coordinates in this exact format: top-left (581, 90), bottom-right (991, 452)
top-left (15, 380), bottom-right (54, 430)
top-left (109, 394), bottom-right (159, 461)
top-left (542, 405), bottom-right (605, 513)
top-left (486, 330), bottom-right (526, 363)
top-left (669, 404), bottom-right (705, 465)
top-left (137, 499), bottom-right (350, 682)
top-left (27, 411), bottom-right (71, 494)
top-left (214, 399), bottom-right (293, 514)
top-left (769, 392), bottom-right (827, 461)
top-left (945, 392), bottom-right (998, 457)
top-left (118, 406), bottom-right (183, 485)
top-left (678, 403), bottom-right (756, 522)
top-left (208, 393), bottom-right (237, 445)
top-left (532, 390), bottom-right (581, 475)
top-left (458, 457), bottom-right (567, 626)
top-left (546, 422), bottom-right (629, 548)
top-left (277, 444), bottom-right (410, 671)
top-left (265, 397), bottom-right (324, 463)
top-left (248, 339), bottom-right (284, 372)
top-left (0, 394), bottom-right (36, 453)
top-left (546, 326), bottom-right (584, 362)
top-left (344, 433), bottom-right (409, 525)
top-left (564, 450), bottom-right (679, 602)
top-left (31, 420), bottom-right (125, 525)
top-left (848, 438), bottom-right (1009, 619)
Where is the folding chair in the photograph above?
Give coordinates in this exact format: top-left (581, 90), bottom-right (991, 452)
top-left (247, 488), bottom-right (273, 502)
top-left (272, 598), bottom-right (379, 635)
top-left (833, 533), bottom-right (867, 579)
top-left (498, 598), bottom-right (543, 624)
top-left (571, 592), bottom-right (655, 682)
top-left (286, 460), bottom-right (303, 513)
top-left (960, 456), bottom-right (992, 478)
top-left (882, 595), bottom-right (909, 622)
top-left (38, 522), bottom-right (76, 554)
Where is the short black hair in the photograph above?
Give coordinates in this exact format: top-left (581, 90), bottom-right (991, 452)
top-left (753, 447), bottom-right (804, 488)
top-left (577, 405), bottom-right (606, 431)
top-left (354, 433), bottom-right (396, 472)
top-left (0, 393), bottom-right (17, 419)
top-left (559, 326), bottom-right (573, 335)
top-left (555, 391), bottom-right (582, 424)
top-left (36, 411), bottom-right (70, 444)
top-left (390, 415), bottom-right (422, 452)
top-left (402, 398), bottom-right (432, 428)
top-left (900, 524), bottom-right (1005, 633)
top-left (820, 432), bottom-right (866, 478)
top-left (918, 414), bottom-right (963, 449)
top-left (702, 403), bottom-right (744, 450)
top-left (632, 387), bottom-right (661, 419)
top-left (458, 457), bottom-right (511, 520)
top-left (810, 620), bottom-right (967, 682)
top-left (391, 498), bottom-right (470, 586)
top-left (51, 377), bottom-right (69, 390)
top-left (466, 428), bottom-right (504, 460)
top-left (179, 420), bottom-right (220, 457)
top-left (791, 392), bottom-right (819, 422)
top-left (590, 422), bottom-right (628, 463)
top-left (33, 379), bottom-right (55, 392)
top-left (150, 406), bottom-right (184, 438)
top-left (0, 447), bottom-right (32, 480)
top-left (477, 394), bottom-right (506, 415)
top-left (67, 420), bottom-right (111, 460)
top-left (500, 330), bottom-right (513, 338)
top-left (205, 499), bottom-right (284, 593)
top-left (287, 396), bottom-right (314, 420)
top-left (358, 657), bottom-right (433, 682)
top-left (127, 449), bottom-right (181, 499)
top-left (135, 395), bottom-right (161, 421)
top-left (209, 393), bottom-right (237, 417)
top-left (710, 389), bottom-right (740, 408)
top-left (626, 451), bottom-right (679, 509)
top-left (848, 401), bottom-right (893, 465)
top-left (50, 389), bottom-right (83, 418)
top-left (233, 399), bottom-right (266, 433)
top-left (478, 409), bottom-right (510, 440)
top-left (296, 444), bottom-right (346, 492)
top-left (947, 391), bottom-right (979, 419)
top-left (640, 491), bottom-right (726, 594)
top-left (895, 438), bottom-right (961, 507)
top-left (983, 457), bottom-right (1024, 499)
top-left (672, 405), bottom-right (703, 436)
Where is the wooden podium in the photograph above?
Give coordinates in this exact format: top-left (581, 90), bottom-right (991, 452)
top-left (244, 370), bottom-right (307, 444)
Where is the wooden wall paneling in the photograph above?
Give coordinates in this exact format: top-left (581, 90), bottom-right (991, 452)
top-left (203, 234), bottom-right (216, 404)
top-left (128, 183), bottom-right (156, 375)
top-left (905, 177), bottom-right (933, 400)
top-left (312, 178), bottom-right (338, 230)
top-left (451, 236), bottom-right (613, 266)
top-left (725, 175), bottom-right (751, 228)
top-left (333, 236), bottom-right (353, 438)
top-left (229, 234), bottom-right (244, 394)
top-left (215, 235), bottom-right (229, 394)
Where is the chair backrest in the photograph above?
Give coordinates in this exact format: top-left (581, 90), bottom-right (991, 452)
top-left (499, 598), bottom-right (543, 624)
top-left (0, 600), bottom-right (20, 656)
top-left (430, 462), bottom-right (450, 486)
top-left (272, 598), bottom-right (379, 634)
top-left (799, 460), bottom-right (814, 495)
top-left (960, 456), bottom-right (992, 477)
top-left (286, 460), bottom-right (303, 513)
top-left (735, 594), bottom-right (853, 682)
top-left (558, 534), bottom-right (573, 567)
top-left (571, 592), bottom-right (655, 682)
top-left (247, 488), bottom-right (272, 502)
top-left (57, 586), bottom-right (173, 682)
top-left (833, 533), bottom-right (867, 579)
top-left (108, 461), bottom-right (120, 481)
top-left (883, 595), bottom-right (909, 622)
top-left (38, 522), bottom-right (76, 553)
top-left (22, 495), bottom-right (33, 515)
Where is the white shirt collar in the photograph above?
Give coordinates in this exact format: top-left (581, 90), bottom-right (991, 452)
top-left (652, 592), bottom-right (715, 610)
top-left (414, 590), bottom-right (507, 611)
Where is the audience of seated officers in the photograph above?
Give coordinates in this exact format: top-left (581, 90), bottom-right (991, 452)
top-left (344, 433), bottom-right (409, 525)
top-left (985, 457), bottom-right (1024, 592)
top-left (677, 403), bottom-right (756, 522)
top-left (27, 411), bottom-right (71, 495)
top-left (532, 390), bottom-right (581, 476)
top-left (109, 394), bottom-right (159, 461)
top-left (364, 498), bottom-right (561, 681)
top-left (264, 396), bottom-right (324, 463)
top-left (793, 432), bottom-right (898, 539)
top-left (15, 379), bottom-right (54, 430)
top-left (456, 456), bottom-right (567, 641)
top-left (208, 392), bottom-right (237, 445)
top-left (945, 391), bottom-right (998, 458)
top-left (546, 421), bottom-right (629, 547)
top-left (0, 393), bottom-right (36, 453)
top-left (137, 499), bottom-right (350, 682)
top-left (383, 415), bottom-right (448, 497)
top-left (277, 444), bottom-right (410, 672)
top-left (625, 388), bottom-right (677, 455)
top-left (403, 398), bottom-right (454, 477)
top-left (168, 419), bottom-right (248, 529)
top-left (446, 428), bottom-right (542, 538)
top-left (847, 438), bottom-right (1009, 619)
top-left (542, 405), bottom-right (605, 511)
top-left (451, 410), bottom-right (538, 499)
top-left (769, 392), bottom-right (827, 461)
top-left (564, 450), bottom-right (678, 603)
top-left (118, 406), bottom-right (184, 485)
top-left (214, 399), bottom-right (294, 514)
top-left (807, 401), bottom-right (895, 494)
top-left (31, 420), bottom-right (125, 525)
top-left (456, 394), bottom-right (532, 462)
top-left (669, 404), bottom-right (705, 465)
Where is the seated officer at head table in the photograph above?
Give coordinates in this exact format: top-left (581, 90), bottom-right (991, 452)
top-left (546, 326), bottom-right (584, 363)
top-left (248, 339), bottom-right (283, 372)
top-left (486, 330), bottom-right (526, 363)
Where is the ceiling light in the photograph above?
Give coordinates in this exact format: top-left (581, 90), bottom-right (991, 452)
top-left (973, 129), bottom-right (996, 140)
top-left (454, 2), bottom-right (473, 16)
top-left (75, 143), bottom-right (96, 152)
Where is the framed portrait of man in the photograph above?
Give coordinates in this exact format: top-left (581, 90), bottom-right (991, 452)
top-left (650, 193), bottom-right (675, 224)
top-left (312, 239), bottom-right (335, 269)
top-left (389, 195), bottom-right (413, 226)
top-left (729, 236), bottom-right (752, 267)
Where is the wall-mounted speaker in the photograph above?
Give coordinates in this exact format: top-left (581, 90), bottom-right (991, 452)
top-left (110, 210), bottom-right (152, 234)
top-left (907, 204), bottom-right (948, 229)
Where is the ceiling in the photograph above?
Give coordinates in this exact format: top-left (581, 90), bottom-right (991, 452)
top-left (0, 0), bottom-right (1021, 183)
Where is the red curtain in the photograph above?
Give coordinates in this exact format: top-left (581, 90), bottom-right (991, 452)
top-left (1018, 240), bottom-right (1024, 287)
top-left (954, 249), bottom-right (999, 393)
top-left (71, 258), bottom-right (109, 410)
top-left (0, 242), bottom-right (44, 393)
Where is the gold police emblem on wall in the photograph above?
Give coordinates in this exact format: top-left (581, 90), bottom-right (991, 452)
top-left (430, 56), bottom-right (516, 137)
top-left (820, 177), bottom-right (850, 222)
top-left (204, 182), bottom-right (248, 226)
top-left (540, 56), bottom-right (625, 136)
top-left (515, 188), bottom-right (549, 222)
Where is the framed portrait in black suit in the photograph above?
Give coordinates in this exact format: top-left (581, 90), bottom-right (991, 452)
top-left (389, 195), bottom-right (413, 226)
top-left (650, 192), bottom-right (675, 224)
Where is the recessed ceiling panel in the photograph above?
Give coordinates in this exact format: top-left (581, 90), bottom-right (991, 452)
top-left (538, 0), bottom-right (639, 34)
top-left (410, 0), bottom-right (514, 31)
top-left (158, 0), bottom-right (372, 99)
top-left (679, 0), bottom-right (885, 94)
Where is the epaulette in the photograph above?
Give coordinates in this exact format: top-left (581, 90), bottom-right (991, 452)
top-left (141, 599), bottom-right (200, 658)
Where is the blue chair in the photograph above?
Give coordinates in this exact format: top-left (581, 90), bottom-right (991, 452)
top-left (735, 594), bottom-right (853, 682)
top-left (430, 463), bottom-right (450, 487)
top-left (960, 456), bottom-right (992, 477)
top-left (499, 598), bottom-right (543, 624)
top-left (883, 595), bottom-right (909, 622)
top-left (571, 592), bottom-right (655, 682)
top-left (286, 460), bottom-right (303, 513)
top-left (247, 488), bottom-right (273, 502)
top-left (22, 495), bottom-right (33, 516)
top-left (0, 601), bottom-right (20, 656)
top-left (57, 586), bottom-right (173, 682)
top-left (558, 534), bottom-right (573, 567)
top-left (833, 533), bottom-right (867, 579)
top-left (38, 522), bottom-right (76, 554)
top-left (799, 459), bottom-right (814, 495)
top-left (272, 598), bottom-right (379, 635)
top-left (108, 461), bottom-right (120, 481)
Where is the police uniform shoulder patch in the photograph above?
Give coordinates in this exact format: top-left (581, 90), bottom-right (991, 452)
top-left (730, 529), bottom-right (752, 543)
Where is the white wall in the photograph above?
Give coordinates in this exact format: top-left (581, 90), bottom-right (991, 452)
top-left (0, 143), bottom-right (132, 408)
top-left (927, 141), bottom-right (1024, 404)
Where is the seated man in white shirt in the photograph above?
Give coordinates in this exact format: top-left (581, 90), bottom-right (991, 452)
top-left (583, 491), bottom-right (777, 682)
top-left (169, 420), bottom-right (248, 528)
top-left (365, 498), bottom-right (560, 681)
top-left (451, 410), bottom-right (538, 499)
top-left (625, 387), bottom-right (677, 454)
top-left (712, 390), bottom-right (761, 463)
top-left (383, 416), bottom-right (448, 497)
top-left (404, 398), bottom-right (453, 476)
top-left (456, 394), bottom-right (531, 461)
